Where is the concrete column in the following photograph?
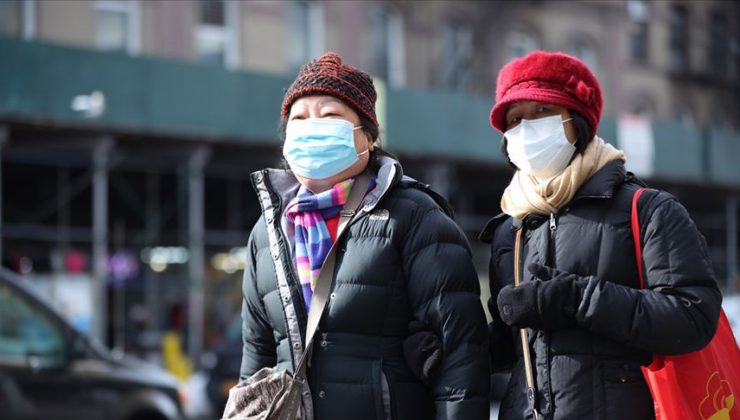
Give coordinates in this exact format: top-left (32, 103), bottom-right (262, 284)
top-left (727, 196), bottom-right (738, 292)
top-left (188, 146), bottom-right (210, 363)
top-left (92, 137), bottom-right (114, 344)
top-left (0, 126), bottom-right (7, 265)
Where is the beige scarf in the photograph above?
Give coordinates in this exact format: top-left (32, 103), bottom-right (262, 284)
top-left (501, 136), bottom-right (626, 220)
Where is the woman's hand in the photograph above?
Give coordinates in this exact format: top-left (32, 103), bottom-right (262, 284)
top-left (496, 264), bottom-right (589, 330)
top-left (403, 320), bottom-right (443, 386)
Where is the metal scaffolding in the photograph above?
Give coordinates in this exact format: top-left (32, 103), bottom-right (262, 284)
top-left (92, 137), bottom-right (113, 343)
top-left (187, 146), bottom-right (210, 363)
top-left (0, 126), bottom-right (6, 263)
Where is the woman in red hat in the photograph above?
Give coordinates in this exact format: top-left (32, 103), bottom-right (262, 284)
top-left (480, 51), bottom-right (721, 419)
top-left (230, 52), bottom-right (490, 420)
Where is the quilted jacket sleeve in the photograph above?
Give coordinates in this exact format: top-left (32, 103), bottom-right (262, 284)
top-left (403, 201), bottom-right (491, 420)
top-left (239, 220), bottom-right (277, 380)
top-left (575, 191), bottom-right (722, 355)
top-left (485, 216), bottom-right (518, 372)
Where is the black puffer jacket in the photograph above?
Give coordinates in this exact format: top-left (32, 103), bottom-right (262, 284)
top-left (240, 156), bottom-right (490, 420)
top-left (480, 161), bottom-right (721, 420)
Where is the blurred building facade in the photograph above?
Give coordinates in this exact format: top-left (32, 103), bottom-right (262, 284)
top-left (1, 0), bottom-right (739, 364)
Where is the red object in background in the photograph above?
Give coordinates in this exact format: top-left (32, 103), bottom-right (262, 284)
top-left (632, 188), bottom-right (740, 420)
top-left (64, 249), bottom-right (88, 273)
top-left (169, 303), bottom-right (186, 331)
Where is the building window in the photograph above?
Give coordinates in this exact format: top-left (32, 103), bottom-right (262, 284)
top-left (669, 5), bottom-right (689, 74)
top-left (95, 0), bottom-right (140, 54)
top-left (569, 39), bottom-right (597, 71)
top-left (0, 0), bottom-right (35, 39)
top-left (440, 22), bottom-right (473, 91)
top-left (708, 12), bottom-right (729, 76)
top-left (627, 0), bottom-right (649, 64)
top-left (288, 0), bottom-right (325, 73)
top-left (196, 0), bottom-right (225, 64)
top-left (0, 0), bottom-right (21, 37)
top-left (195, 0), bottom-right (239, 68)
top-left (371, 7), bottom-right (405, 87)
top-left (631, 23), bottom-right (649, 63)
top-left (506, 29), bottom-right (539, 61)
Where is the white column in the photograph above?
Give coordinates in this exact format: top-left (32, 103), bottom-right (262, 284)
top-left (127, 0), bottom-right (142, 55)
top-left (22, 0), bottom-right (36, 40)
top-left (224, 0), bottom-right (241, 70)
top-left (387, 12), bottom-right (405, 88)
top-left (307, 1), bottom-right (325, 58)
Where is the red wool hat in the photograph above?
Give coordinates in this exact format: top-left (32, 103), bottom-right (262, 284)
top-left (489, 50), bottom-right (603, 134)
top-left (282, 52), bottom-right (378, 128)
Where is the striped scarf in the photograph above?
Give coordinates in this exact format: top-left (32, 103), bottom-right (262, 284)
top-left (284, 176), bottom-right (376, 310)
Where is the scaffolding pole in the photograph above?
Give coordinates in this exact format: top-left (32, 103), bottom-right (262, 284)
top-left (145, 171), bottom-right (161, 333)
top-left (188, 146), bottom-right (210, 364)
top-left (0, 126), bottom-right (7, 265)
top-left (728, 196), bottom-right (738, 293)
top-left (92, 137), bottom-right (113, 344)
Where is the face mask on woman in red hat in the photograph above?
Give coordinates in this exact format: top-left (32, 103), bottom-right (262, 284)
top-left (503, 106), bottom-right (575, 179)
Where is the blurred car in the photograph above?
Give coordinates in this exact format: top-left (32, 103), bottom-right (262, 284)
top-left (204, 313), bottom-right (242, 416)
top-left (0, 268), bottom-right (185, 420)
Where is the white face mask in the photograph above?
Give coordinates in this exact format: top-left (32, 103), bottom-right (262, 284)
top-left (504, 114), bottom-right (576, 179)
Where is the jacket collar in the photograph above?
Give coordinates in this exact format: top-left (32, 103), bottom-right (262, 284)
top-left (479, 160), bottom-right (628, 241)
top-left (478, 213), bottom-right (511, 243)
top-left (571, 160), bottom-right (626, 201)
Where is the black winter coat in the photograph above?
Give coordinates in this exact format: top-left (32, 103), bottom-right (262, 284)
top-left (480, 161), bottom-right (721, 420)
top-left (240, 156), bottom-right (490, 420)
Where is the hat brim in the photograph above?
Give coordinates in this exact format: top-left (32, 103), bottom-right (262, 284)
top-left (282, 85), bottom-right (378, 128)
top-left (489, 88), bottom-right (589, 134)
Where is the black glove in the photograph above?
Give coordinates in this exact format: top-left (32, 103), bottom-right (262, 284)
top-left (403, 320), bottom-right (442, 386)
top-left (496, 263), bottom-right (589, 330)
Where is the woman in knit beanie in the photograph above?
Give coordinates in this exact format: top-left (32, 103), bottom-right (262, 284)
top-left (232, 52), bottom-right (490, 420)
top-left (481, 51), bottom-right (721, 419)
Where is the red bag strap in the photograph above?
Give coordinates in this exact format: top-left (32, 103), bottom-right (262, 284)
top-left (631, 188), bottom-right (648, 289)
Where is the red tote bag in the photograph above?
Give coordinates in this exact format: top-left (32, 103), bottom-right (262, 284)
top-left (632, 188), bottom-right (740, 420)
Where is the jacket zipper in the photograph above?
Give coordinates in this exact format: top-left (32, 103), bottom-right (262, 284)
top-left (549, 213), bottom-right (557, 238)
top-left (544, 213), bottom-right (558, 415)
top-left (549, 213), bottom-right (557, 267)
